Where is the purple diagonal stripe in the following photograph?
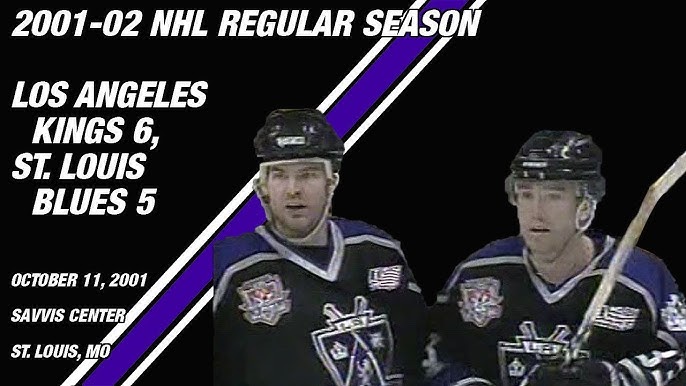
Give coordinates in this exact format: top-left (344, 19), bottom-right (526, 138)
top-left (83, 1), bottom-right (468, 384)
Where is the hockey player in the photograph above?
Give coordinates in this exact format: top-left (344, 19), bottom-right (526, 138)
top-left (425, 130), bottom-right (685, 385)
top-left (213, 108), bottom-right (428, 386)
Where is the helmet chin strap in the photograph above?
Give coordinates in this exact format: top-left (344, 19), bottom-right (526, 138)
top-left (254, 158), bottom-right (339, 246)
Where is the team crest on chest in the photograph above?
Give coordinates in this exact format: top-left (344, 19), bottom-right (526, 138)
top-left (497, 321), bottom-right (590, 386)
top-left (311, 296), bottom-right (400, 386)
top-left (661, 293), bottom-right (686, 332)
top-left (458, 277), bottom-right (504, 327)
top-left (237, 273), bottom-right (291, 326)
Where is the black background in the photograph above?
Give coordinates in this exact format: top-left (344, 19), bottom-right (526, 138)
top-left (7, 1), bottom-right (683, 385)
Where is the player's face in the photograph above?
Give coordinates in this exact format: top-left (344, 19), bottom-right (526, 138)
top-left (265, 162), bottom-right (329, 238)
top-left (514, 180), bottom-right (579, 259)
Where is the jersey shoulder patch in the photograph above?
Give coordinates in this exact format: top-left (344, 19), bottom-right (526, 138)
top-left (599, 243), bottom-right (673, 301)
top-left (440, 236), bottom-right (524, 293)
top-left (464, 236), bottom-right (524, 264)
top-left (213, 232), bottom-right (274, 286)
top-left (333, 217), bottom-right (396, 241)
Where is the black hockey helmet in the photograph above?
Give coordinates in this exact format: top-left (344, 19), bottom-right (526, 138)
top-left (254, 108), bottom-right (344, 172)
top-left (509, 130), bottom-right (605, 200)
top-left (511, 130), bottom-right (603, 180)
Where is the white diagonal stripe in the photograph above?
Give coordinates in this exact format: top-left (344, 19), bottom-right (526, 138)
top-left (121, 289), bottom-right (213, 386)
top-left (62, 2), bottom-right (436, 385)
top-left (121, 1), bottom-right (489, 384)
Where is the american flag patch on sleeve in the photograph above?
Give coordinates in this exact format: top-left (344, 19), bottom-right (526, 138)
top-left (593, 305), bottom-right (640, 331)
top-left (368, 265), bottom-right (403, 291)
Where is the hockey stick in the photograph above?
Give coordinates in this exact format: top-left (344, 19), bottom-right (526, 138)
top-left (568, 150), bottom-right (686, 361)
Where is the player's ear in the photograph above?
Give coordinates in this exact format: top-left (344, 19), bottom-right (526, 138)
top-left (328, 173), bottom-right (340, 194)
top-left (253, 177), bottom-right (269, 204)
top-left (577, 199), bottom-right (592, 221)
top-left (576, 198), bottom-right (597, 231)
top-left (505, 175), bottom-right (517, 206)
top-left (508, 193), bottom-right (517, 206)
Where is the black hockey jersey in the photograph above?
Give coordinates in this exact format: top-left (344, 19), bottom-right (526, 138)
top-left (427, 231), bottom-right (686, 386)
top-left (213, 218), bottom-right (428, 386)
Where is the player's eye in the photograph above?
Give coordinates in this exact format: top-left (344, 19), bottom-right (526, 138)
top-left (518, 191), bottom-right (534, 200)
top-left (299, 170), bottom-right (322, 179)
top-left (546, 192), bottom-right (562, 200)
top-left (270, 171), bottom-right (287, 180)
